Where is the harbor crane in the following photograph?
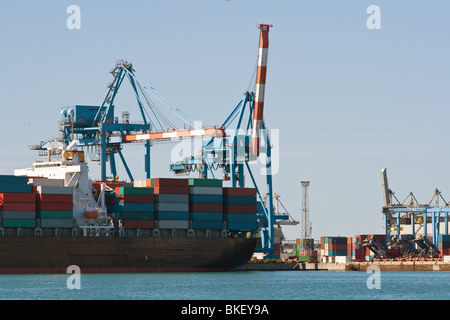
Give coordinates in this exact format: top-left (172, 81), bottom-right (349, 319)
top-left (380, 168), bottom-right (449, 250)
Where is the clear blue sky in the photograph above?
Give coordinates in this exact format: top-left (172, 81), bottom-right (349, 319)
top-left (1, 1), bottom-right (450, 241)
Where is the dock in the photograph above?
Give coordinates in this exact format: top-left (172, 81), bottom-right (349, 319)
top-left (237, 261), bottom-right (450, 271)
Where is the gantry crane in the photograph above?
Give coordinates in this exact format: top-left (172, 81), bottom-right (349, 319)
top-left (32, 24), bottom-right (283, 258)
top-left (381, 168), bottom-right (449, 250)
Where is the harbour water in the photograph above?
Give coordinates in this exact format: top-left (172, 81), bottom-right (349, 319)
top-left (0, 271), bottom-right (448, 300)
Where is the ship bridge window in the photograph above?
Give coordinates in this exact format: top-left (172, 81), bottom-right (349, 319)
top-left (35, 164), bottom-right (61, 169)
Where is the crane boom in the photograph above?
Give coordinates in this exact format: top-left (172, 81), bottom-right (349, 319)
top-left (251, 24), bottom-right (272, 158)
top-left (123, 127), bottom-right (226, 142)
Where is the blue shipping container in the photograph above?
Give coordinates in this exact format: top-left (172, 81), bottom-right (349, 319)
top-left (0, 183), bottom-right (32, 193)
top-left (189, 194), bottom-right (223, 204)
top-left (226, 213), bottom-right (257, 223)
top-left (224, 196), bottom-right (257, 205)
top-left (0, 175), bottom-right (29, 184)
top-left (117, 211), bottom-right (154, 220)
top-left (227, 222), bottom-right (258, 231)
top-left (191, 212), bottom-right (223, 221)
top-left (192, 220), bottom-right (223, 230)
top-left (118, 202), bottom-right (154, 212)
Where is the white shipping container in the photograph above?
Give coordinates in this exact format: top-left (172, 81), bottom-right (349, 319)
top-left (1, 211), bottom-right (36, 219)
top-left (29, 178), bottom-right (65, 187)
top-left (158, 220), bottom-right (189, 229)
top-left (335, 256), bottom-right (351, 263)
top-left (156, 203), bottom-right (189, 212)
top-left (41, 219), bottom-right (74, 228)
top-left (133, 180), bottom-right (146, 188)
top-left (444, 256), bottom-right (450, 263)
top-left (189, 186), bottom-right (223, 195)
top-left (36, 186), bottom-right (73, 195)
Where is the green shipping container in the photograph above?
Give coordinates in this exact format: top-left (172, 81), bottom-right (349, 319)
top-left (2, 219), bottom-right (36, 228)
top-left (297, 256), bottom-right (310, 262)
top-left (39, 211), bottom-right (73, 219)
top-left (118, 187), bottom-right (154, 196)
top-left (188, 179), bottom-right (222, 188)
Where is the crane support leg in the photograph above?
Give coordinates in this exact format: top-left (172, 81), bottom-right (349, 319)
top-left (145, 141), bottom-right (151, 179)
top-left (118, 149), bottom-right (134, 182)
top-left (109, 153), bottom-right (117, 178)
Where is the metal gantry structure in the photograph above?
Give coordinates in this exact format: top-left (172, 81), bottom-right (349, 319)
top-left (301, 181), bottom-right (312, 255)
top-left (32, 24), bottom-right (284, 258)
top-left (381, 168), bottom-right (449, 248)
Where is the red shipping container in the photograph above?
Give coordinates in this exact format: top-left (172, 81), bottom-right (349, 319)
top-left (153, 186), bottom-right (189, 194)
top-left (38, 194), bottom-right (73, 203)
top-left (190, 203), bottom-right (223, 212)
top-left (92, 181), bottom-right (132, 191)
top-left (223, 204), bottom-right (257, 214)
top-left (151, 178), bottom-right (188, 187)
top-left (327, 243), bottom-right (347, 250)
top-left (119, 194), bottom-right (155, 203)
top-left (353, 248), bottom-right (365, 262)
top-left (0, 202), bottom-right (36, 211)
top-left (37, 202), bottom-right (73, 211)
top-left (123, 219), bottom-right (155, 229)
top-left (223, 187), bottom-right (256, 197)
top-left (273, 243), bottom-right (281, 256)
top-left (0, 193), bottom-right (36, 203)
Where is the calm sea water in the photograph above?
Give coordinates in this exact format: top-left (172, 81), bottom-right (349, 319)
top-left (0, 271), bottom-right (448, 300)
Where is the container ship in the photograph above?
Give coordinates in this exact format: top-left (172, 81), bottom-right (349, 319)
top-left (0, 144), bottom-right (258, 274)
top-left (0, 24), bottom-right (279, 274)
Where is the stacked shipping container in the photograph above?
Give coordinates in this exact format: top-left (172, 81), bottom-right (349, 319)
top-left (320, 236), bottom-right (349, 263)
top-left (0, 175), bottom-right (36, 228)
top-left (223, 187), bottom-right (258, 231)
top-left (189, 179), bottom-right (223, 230)
top-left (152, 178), bottom-right (189, 230)
top-left (116, 186), bottom-right (155, 229)
top-left (438, 234), bottom-right (450, 258)
top-left (36, 186), bottom-right (74, 228)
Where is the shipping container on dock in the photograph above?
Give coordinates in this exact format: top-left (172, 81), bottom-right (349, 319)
top-left (320, 236), bottom-right (351, 262)
top-left (438, 234), bottom-right (450, 257)
top-left (189, 180), bottom-right (223, 230)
